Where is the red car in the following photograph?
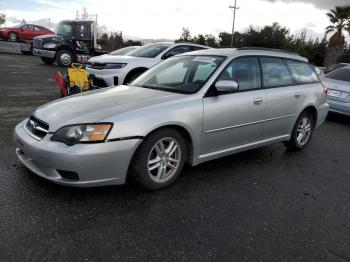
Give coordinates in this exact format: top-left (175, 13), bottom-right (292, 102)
top-left (0, 24), bottom-right (53, 42)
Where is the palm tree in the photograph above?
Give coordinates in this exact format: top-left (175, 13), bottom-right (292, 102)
top-left (324, 6), bottom-right (350, 67)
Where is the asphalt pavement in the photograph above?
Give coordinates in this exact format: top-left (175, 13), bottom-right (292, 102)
top-left (0, 53), bottom-right (350, 262)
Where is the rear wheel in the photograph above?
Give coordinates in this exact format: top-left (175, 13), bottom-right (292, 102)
top-left (131, 128), bottom-right (186, 190)
top-left (7, 32), bottom-right (17, 42)
top-left (284, 111), bottom-right (314, 150)
top-left (41, 57), bottom-right (55, 65)
top-left (56, 50), bottom-right (74, 67)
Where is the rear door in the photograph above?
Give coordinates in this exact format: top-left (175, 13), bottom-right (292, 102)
top-left (261, 57), bottom-right (318, 139)
top-left (202, 56), bottom-right (266, 154)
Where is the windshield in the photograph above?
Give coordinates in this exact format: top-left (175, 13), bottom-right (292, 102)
top-left (110, 46), bottom-right (138, 56)
top-left (127, 43), bottom-right (171, 58)
top-left (131, 55), bottom-right (225, 94)
top-left (55, 22), bottom-right (73, 37)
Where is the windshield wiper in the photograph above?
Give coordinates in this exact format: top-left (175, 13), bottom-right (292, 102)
top-left (137, 84), bottom-right (192, 94)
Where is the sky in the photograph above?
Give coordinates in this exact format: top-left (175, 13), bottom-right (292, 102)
top-left (0, 0), bottom-right (349, 41)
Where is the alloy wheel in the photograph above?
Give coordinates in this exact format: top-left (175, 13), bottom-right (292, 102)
top-left (60, 53), bottom-right (72, 66)
top-left (147, 137), bottom-right (181, 183)
top-left (8, 33), bottom-right (16, 41)
top-left (296, 116), bottom-right (312, 146)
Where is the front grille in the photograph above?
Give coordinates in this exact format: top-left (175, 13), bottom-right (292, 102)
top-left (87, 62), bottom-right (106, 70)
top-left (25, 116), bottom-right (49, 140)
top-left (33, 39), bottom-right (42, 48)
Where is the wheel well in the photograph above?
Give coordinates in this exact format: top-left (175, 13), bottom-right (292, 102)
top-left (125, 125), bottom-right (194, 183)
top-left (303, 106), bottom-right (318, 125)
top-left (123, 67), bottom-right (148, 84)
top-left (57, 45), bottom-right (74, 54)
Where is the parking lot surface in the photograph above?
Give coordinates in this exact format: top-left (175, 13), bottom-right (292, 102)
top-left (0, 53), bottom-right (350, 261)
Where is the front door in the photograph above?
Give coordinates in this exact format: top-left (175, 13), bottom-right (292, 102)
top-left (201, 57), bottom-right (266, 155)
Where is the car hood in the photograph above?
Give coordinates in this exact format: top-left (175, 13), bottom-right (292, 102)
top-left (88, 54), bottom-right (153, 64)
top-left (33, 86), bottom-right (184, 132)
top-left (33, 34), bottom-right (59, 40)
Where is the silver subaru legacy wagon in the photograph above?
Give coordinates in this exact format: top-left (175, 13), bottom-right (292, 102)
top-left (14, 48), bottom-right (329, 189)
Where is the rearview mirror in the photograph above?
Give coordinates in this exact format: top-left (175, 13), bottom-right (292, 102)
top-left (215, 80), bottom-right (239, 93)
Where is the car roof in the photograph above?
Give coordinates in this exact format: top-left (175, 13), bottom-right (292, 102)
top-left (179, 47), bottom-right (308, 62)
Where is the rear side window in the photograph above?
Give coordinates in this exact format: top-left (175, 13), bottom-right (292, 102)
top-left (285, 60), bottom-right (319, 84)
top-left (326, 68), bottom-right (350, 82)
top-left (260, 57), bottom-right (293, 88)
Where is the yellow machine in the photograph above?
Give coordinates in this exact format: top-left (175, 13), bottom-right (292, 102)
top-left (55, 63), bottom-right (92, 97)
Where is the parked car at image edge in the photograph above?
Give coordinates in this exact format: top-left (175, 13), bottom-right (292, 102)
top-left (13, 48), bottom-right (329, 190)
top-left (324, 63), bottom-right (350, 74)
top-left (86, 41), bottom-right (210, 87)
top-left (322, 66), bottom-right (350, 116)
top-left (0, 24), bottom-right (53, 42)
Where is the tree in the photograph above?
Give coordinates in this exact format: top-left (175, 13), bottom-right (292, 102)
top-left (205, 34), bottom-right (218, 47)
top-left (0, 13), bottom-right (5, 26)
top-left (323, 6), bottom-right (350, 66)
top-left (192, 34), bottom-right (206, 45)
top-left (180, 27), bottom-right (191, 42)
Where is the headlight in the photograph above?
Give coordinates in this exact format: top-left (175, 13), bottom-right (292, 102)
top-left (103, 63), bottom-right (127, 69)
top-left (51, 123), bottom-right (112, 146)
top-left (43, 42), bottom-right (56, 49)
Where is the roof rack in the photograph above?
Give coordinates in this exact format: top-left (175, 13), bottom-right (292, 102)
top-left (237, 47), bottom-right (299, 56)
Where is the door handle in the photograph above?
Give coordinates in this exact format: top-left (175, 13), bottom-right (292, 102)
top-left (294, 92), bottom-right (303, 98)
top-left (253, 97), bottom-right (263, 105)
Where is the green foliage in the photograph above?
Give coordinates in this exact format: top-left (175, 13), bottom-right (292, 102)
top-left (99, 32), bottom-right (141, 52)
top-left (0, 13), bottom-right (5, 26)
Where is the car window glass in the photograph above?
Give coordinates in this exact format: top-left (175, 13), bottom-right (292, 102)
top-left (163, 45), bottom-right (191, 59)
top-left (132, 56), bottom-right (225, 94)
top-left (217, 57), bottom-right (261, 91)
top-left (56, 23), bottom-right (73, 37)
top-left (261, 57), bottom-right (293, 87)
top-left (76, 24), bottom-right (89, 40)
top-left (326, 68), bottom-right (350, 82)
top-left (156, 62), bottom-right (188, 84)
top-left (285, 60), bottom-right (319, 84)
top-left (127, 43), bottom-right (171, 58)
top-left (190, 46), bottom-right (206, 51)
top-left (34, 26), bottom-right (41, 31)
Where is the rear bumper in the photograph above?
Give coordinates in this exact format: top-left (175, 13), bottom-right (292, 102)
top-left (13, 120), bottom-right (142, 187)
top-left (33, 48), bottom-right (56, 59)
top-left (316, 102), bottom-right (329, 128)
top-left (327, 99), bottom-right (350, 116)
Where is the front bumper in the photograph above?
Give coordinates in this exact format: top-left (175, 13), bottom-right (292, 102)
top-left (327, 99), bottom-right (350, 116)
top-left (13, 120), bottom-right (142, 187)
top-left (86, 67), bottom-right (125, 87)
top-left (33, 48), bottom-right (56, 59)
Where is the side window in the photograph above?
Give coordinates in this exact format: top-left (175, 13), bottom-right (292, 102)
top-left (285, 60), bottom-right (319, 84)
top-left (34, 26), bottom-right (41, 31)
top-left (191, 46), bottom-right (207, 51)
top-left (325, 68), bottom-right (350, 82)
top-left (260, 57), bottom-right (293, 87)
top-left (163, 45), bottom-right (191, 59)
top-left (217, 57), bottom-right (261, 91)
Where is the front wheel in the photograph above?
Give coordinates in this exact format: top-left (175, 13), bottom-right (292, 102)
top-left (284, 111), bottom-right (314, 150)
top-left (56, 50), bottom-right (74, 67)
top-left (131, 128), bottom-right (186, 190)
top-left (7, 32), bottom-right (17, 42)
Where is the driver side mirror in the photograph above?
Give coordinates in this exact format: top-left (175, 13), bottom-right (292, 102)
top-left (215, 80), bottom-right (239, 93)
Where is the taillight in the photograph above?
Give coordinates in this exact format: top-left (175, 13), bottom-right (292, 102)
top-left (321, 82), bottom-right (328, 95)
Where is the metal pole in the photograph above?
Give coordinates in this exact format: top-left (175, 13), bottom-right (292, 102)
top-left (229, 0), bottom-right (239, 47)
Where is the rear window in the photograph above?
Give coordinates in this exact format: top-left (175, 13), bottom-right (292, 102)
top-left (326, 68), bottom-right (350, 82)
top-left (260, 57), bottom-right (293, 88)
top-left (285, 60), bottom-right (319, 84)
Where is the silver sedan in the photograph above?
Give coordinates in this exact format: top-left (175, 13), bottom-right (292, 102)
top-left (14, 48), bottom-right (328, 189)
top-left (322, 66), bottom-right (350, 116)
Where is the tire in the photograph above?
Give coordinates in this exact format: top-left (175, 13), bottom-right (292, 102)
top-left (131, 128), bottom-right (186, 190)
top-left (41, 57), bottom-right (55, 65)
top-left (7, 32), bottom-right (17, 42)
top-left (284, 111), bottom-right (314, 151)
top-left (56, 50), bottom-right (74, 67)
